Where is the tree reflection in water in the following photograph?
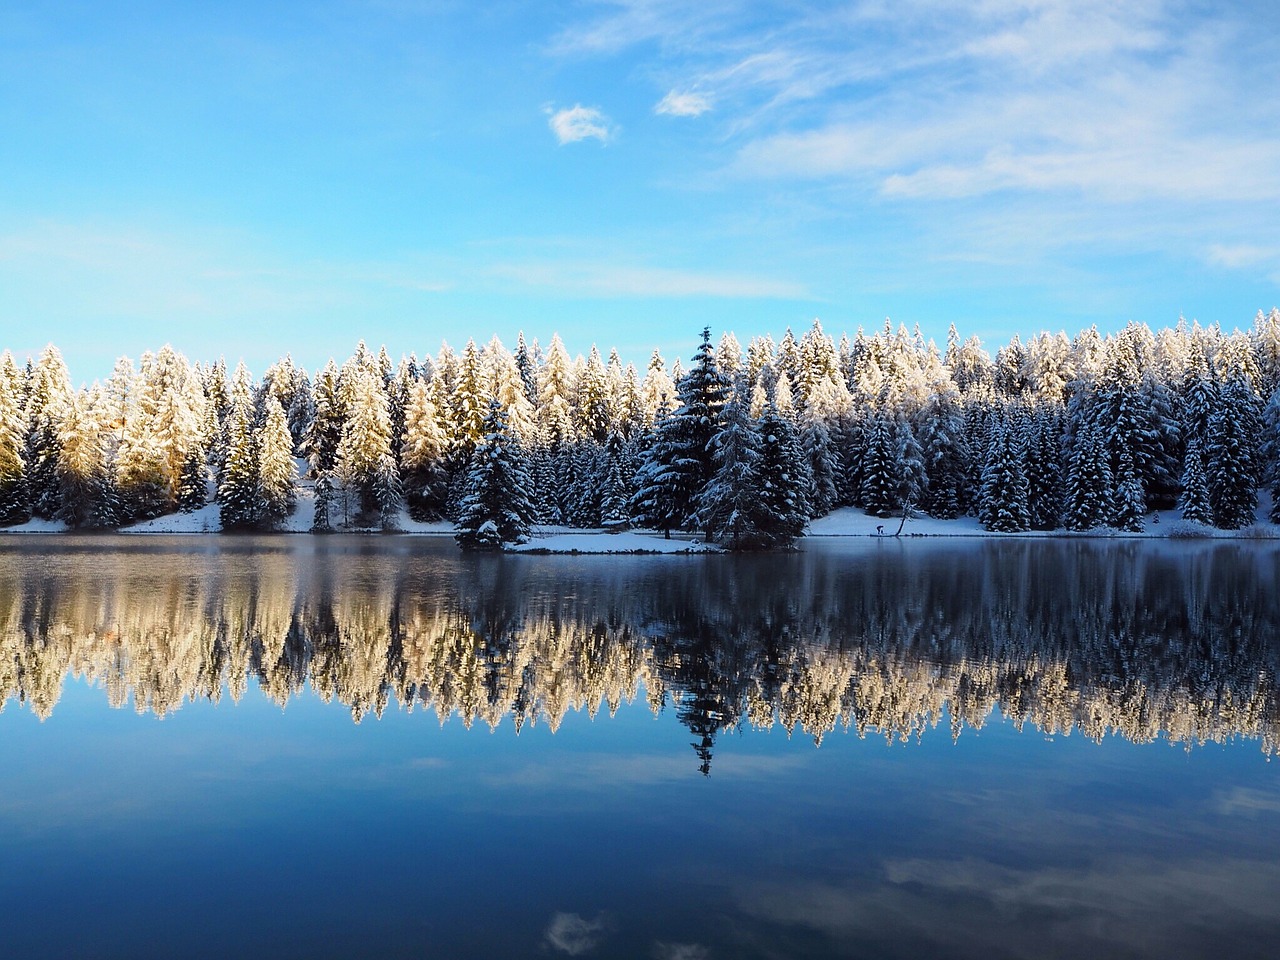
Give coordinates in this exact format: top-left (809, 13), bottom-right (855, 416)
top-left (2, 537), bottom-right (1277, 771)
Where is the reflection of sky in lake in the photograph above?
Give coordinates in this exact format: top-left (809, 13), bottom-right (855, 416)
top-left (2, 536), bottom-right (1279, 958)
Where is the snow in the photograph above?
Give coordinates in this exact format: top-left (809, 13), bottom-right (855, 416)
top-left (3, 493), bottom-right (1277, 543)
top-left (808, 495), bottom-right (1280, 539)
top-left (510, 529), bottom-right (715, 554)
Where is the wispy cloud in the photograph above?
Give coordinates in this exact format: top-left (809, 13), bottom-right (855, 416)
top-left (544, 911), bottom-right (609, 956)
top-left (655, 90), bottom-right (711, 117)
top-left (547, 104), bottom-right (615, 144)
top-left (1207, 244), bottom-right (1280, 271)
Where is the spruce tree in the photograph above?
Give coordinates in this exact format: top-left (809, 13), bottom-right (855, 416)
top-left (1111, 447), bottom-right (1146, 532)
top-left (693, 395), bottom-right (764, 548)
top-left (859, 416), bottom-right (899, 518)
top-left (0, 361), bottom-right (29, 525)
top-left (219, 406), bottom-right (261, 530)
top-left (400, 379), bottom-right (450, 521)
top-left (755, 404), bottom-right (808, 547)
top-left (312, 471), bottom-right (335, 532)
top-left (257, 397), bottom-right (298, 526)
top-left (599, 430), bottom-right (631, 532)
top-left (1206, 381), bottom-right (1259, 529)
top-left (1064, 422), bottom-right (1113, 531)
top-left (1026, 409), bottom-right (1063, 530)
top-left (176, 445), bottom-right (208, 512)
top-left (916, 386), bottom-right (967, 519)
top-left (454, 400), bottom-right (535, 550)
top-left (978, 421), bottom-right (1031, 532)
top-left (631, 328), bottom-right (728, 534)
top-left (1178, 438), bottom-right (1213, 525)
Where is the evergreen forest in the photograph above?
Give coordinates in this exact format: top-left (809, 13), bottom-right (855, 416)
top-left (3, 310), bottom-right (1280, 547)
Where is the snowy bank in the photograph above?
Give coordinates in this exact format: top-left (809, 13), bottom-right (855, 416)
top-left (3, 493), bottom-right (1278, 544)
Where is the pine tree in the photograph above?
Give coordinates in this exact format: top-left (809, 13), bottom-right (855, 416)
top-left (176, 445), bottom-right (208, 512)
top-left (24, 345), bottom-right (73, 519)
top-left (630, 328), bottom-right (728, 535)
top-left (304, 361), bottom-right (344, 475)
top-left (693, 395), bottom-right (764, 548)
top-left (1205, 380), bottom-right (1259, 529)
top-left (455, 400), bottom-right (536, 550)
top-left (978, 421), bottom-right (1031, 532)
top-left (401, 379), bottom-right (450, 521)
top-left (893, 417), bottom-right (927, 514)
top-left (1026, 409), bottom-right (1063, 530)
top-left (1064, 422), bottom-right (1113, 531)
top-left (1111, 447), bottom-right (1146, 532)
top-left (219, 405), bottom-right (261, 530)
top-left (801, 414), bottom-right (840, 518)
top-left (1178, 438), bottom-right (1213, 525)
top-left (257, 397), bottom-right (297, 526)
top-left (0, 358), bottom-right (29, 525)
top-left (334, 349), bottom-right (395, 523)
top-left (312, 471), bottom-right (335, 532)
top-left (600, 430), bottom-right (632, 532)
top-left (859, 416), bottom-right (899, 518)
top-left (916, 385), bottom-right (968, 519)
top-left (56, 391), bottom-right (118, 529)
top-left (755, 404), bottom-right (808, 547)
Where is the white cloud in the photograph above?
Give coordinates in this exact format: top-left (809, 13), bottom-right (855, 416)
top-left (1207, 244), bottom-right (1280, 271)
top-left (652, 942), bottom-right (709, 960)
top-left (547, 104), bottom-right (615, 145)
top-left (544, 912), bottom-right (608, 956)
top-left (655, 90), bottom-right (711, 117)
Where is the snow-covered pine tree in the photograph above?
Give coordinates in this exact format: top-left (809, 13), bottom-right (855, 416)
top-left (24, 345), bottom-right (73, 519)
top-left (219, 404), bottom-right (261, 530)
top-left (800, 412), bottom-right (840, 518)
top-left (0, 357), bottom-right (29, 525)
top-left (978, 419), bottom-right (1031, 532)
top-left (333, 349), bottom-right (395, 524)
top-left (400, 379), bottom-right (450, 521)
top-left (893, 417), bottom-right (927, 515)
top-left (692, 394), bottom-right (763, 549)
top-left (859, 415), bottom-right (899, 518)
top-left (56, 390), bottom-right (118, 529)
top-left (1026, 407), bottom-right (1064, 530)
top-left (515, 331), bottom-right (538, 408)
top-left (630, 328), bottom-right (729, 535)
top-left (1205, 379), bottom-right (1259, 529)
top-left (115, 407), bottom-right (169, 522)
top-left (754, 404), bottom-right (808, 547)
top-left (1064, 421), bottom-right (1113, 531)
top-left (311, 471), bottom-right (334, 532)
top-left (455, 400), bottom-right (535, 550)
top-left (1111, 446), bottom-right (1146, 532)
top-left (257, 397), bottom-right (297, 526)
top-left (304, 361), bottom-right (344, 475)
top-left (600, 429), bottom-right (632, 532)
top-left (176, 444), bottom-right (208, 512)
top-left (916, 384), bottom-right (967, 519)
top-left (373, 452), bottom-right (401, 530)
top-left (1178, 438), bottom-right (1213, 524)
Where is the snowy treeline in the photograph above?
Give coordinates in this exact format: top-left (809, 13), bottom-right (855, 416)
top-left (3, 310), bottom-right (1280, 544)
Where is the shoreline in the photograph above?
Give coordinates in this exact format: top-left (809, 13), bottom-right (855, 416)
top-left (2, 501), bottom-right (1278, 549)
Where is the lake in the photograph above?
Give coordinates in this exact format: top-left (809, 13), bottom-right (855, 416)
top-left (2, 535), bottom-right (1278, 959)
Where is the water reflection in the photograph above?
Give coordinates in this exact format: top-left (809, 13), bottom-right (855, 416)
top-left (2, 537), bottom-right (1278, 769)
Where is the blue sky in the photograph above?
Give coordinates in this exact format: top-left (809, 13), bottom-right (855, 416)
top-left (2, 0), bottom-right (1279, 379)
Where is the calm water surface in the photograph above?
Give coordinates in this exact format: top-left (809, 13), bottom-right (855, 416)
top-left (2, 535), bottom-right (1278, 959)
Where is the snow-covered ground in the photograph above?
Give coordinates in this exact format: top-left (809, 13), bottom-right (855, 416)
top-left (3, 490), bottom-right (1276, 544)
top-left (809, 493), bottom-right (1280, 539)
top-left (510, 529), bottom-right (713, 554)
